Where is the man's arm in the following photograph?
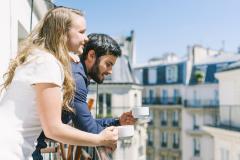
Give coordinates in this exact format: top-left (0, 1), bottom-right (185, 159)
top-left (72, 73), bottom-right (117, 134)
top-left (96, 118), bottom-right (120, 127)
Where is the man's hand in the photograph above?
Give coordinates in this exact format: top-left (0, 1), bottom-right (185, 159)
top-left (119, 111), bottom-right (136, 125)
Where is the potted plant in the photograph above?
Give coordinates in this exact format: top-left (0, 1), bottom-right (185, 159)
top-left (194, 70), bottom-right (204, 83)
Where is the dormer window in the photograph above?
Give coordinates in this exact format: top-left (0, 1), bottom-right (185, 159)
top-left (166, 65), bottom-right (178, 83)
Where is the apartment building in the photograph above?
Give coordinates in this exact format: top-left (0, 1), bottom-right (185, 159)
top-left (204, 61), bottom-right (240, 160)
top-left (134, 45), bottom-right (240, 160)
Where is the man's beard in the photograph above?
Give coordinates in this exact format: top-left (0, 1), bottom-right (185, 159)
top-left (88, 58), bottom-right (104, 84)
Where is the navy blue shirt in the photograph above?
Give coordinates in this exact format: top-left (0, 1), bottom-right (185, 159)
top-left (70, 61), bottom-right (119, 134)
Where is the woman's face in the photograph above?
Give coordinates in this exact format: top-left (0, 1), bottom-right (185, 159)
top-left (67, 13), bottom-right (88, 55)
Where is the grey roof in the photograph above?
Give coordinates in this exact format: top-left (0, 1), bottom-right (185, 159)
top-left (196, 53), bottom-right (240, 65)
top-left (105, 55), bottom-right (137, 84)
top-left (218, 60), bottom-right (240, 72)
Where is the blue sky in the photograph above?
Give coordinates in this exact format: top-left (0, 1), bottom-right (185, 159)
top-left (55, 0), bottom-right (240, 64)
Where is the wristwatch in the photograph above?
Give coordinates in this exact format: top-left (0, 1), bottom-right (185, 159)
top-left (114, 117), bottom-right (120, 126)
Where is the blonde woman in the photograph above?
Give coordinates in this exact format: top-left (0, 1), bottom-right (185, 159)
top-left (0, 7), bottom-right (118, 159)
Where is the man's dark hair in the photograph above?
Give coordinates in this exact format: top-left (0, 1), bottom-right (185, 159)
top-left (81, 33), bottom-right (122, 60)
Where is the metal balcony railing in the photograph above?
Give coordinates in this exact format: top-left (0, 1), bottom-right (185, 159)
top-left (161, 142), bottom-right (167, 148)
top-left (172, 121), bottom-right (179, 127)
top-left (184, 99), bottom-right (219, 108)
top-left (209, 105), bottom-right (240, 131)
top-left (142, 97), bottom-right (182, 105)
top-left (172, 143), bottom-right (179, 149)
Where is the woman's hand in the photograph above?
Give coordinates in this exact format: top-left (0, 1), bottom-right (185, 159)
top-left (98, 126), bottom-right (118, 148)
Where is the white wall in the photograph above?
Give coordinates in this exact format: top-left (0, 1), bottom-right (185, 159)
top-left (186, 84), bottom-right (218, 101)
top-left (216, 69), bottom-right (240, 128)
top-left (0, 0), bottom-right (48, 95)
top-left (208, 128), bottom-right (240, 160)
top-left (182, 109), bottom-right (215, 160)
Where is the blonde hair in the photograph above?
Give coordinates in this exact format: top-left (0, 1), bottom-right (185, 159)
top-left (1, 7), bottom-right (84, 112)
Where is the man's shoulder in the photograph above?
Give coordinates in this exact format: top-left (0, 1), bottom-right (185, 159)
top-left (71, 62), bottom-right (84, 73)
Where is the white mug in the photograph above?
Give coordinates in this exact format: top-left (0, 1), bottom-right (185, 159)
top-left (117, 125), bottom-right (134, 140)
top-left (132, 107), bottom-right (149, 119)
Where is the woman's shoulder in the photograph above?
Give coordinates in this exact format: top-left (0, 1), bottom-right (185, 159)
top-left (24, 49), bottom-right (65, 86)
top-left (24, 49), bottom-right (63, 70)
top-left (29, 49), bottom-right (60, 63)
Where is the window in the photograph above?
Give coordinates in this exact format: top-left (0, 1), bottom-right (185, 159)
top-left (193, 90), bottom-right (198, 107)
top-left (172, 111), bottom-right (179, 127)
top-left (166, 65), bottom-right (178, 83)
top-left (98, 93), bottom-right (112, 117)
top-left (193, 114), bottom-right (199, 130)
top-left (148, 67), bottom-right (157, 84)
top-left (147, 130), bottom-right (153, 146)
top-left (134, 69), bottom-right (143, 83)
top-left (173, 89), bottom-right (181, 104)
top-left (138, 145), bottom-right (144, 156)
top-left (161, 89), bottom-right (168, 104)
top-left (18, 22), bottom-right (28, 46)
top-left (98, 94), bottom-right (104, 117)
top-left (213, 90), bottom-right (219, 106)
top-left (148, 89), bottom-right (156, 104)
top-left (160, 110), bottom-right (167, 126)
top-left (106, 93), bottom-right (112, 116)
top-left (193, 138), bottom-right (200, 156)
top-left (220, 148), bottom-right (229, 160)
top-left (216, 63), bottom-right (228, 72)
top-left (134, 93), bottom-right (138, 107)
top-left (161, 131), bottom-right (168, 147)
top-left (172, 132), bottom-right (179, 149)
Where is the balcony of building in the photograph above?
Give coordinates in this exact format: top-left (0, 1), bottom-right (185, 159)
top-left (142, 96), bottom-right (182, 105)
top-left (204, 105), bottom-right (240, 132)
top-left (184, 99), bottom-right (219, 108)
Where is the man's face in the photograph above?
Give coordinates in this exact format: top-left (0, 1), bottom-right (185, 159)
top-left (89, 54), bottom-right (117, 83)
top-left (67, 13), bottom-right (88, 55)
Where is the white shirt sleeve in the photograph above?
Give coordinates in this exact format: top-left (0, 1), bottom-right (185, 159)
top-left (27, 52), bottom-right (64, 87)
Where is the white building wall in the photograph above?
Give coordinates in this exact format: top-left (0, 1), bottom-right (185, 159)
top-left (182, 82), bottom-right (218, 160)
top-left (182, 109), bottom-right (215, 160)
top-left (182, 109), bottom-right (193, 160)
top-left (203, 68), bottom-right (240, 160)
top-left (186, 84), bottom-right (218, 101)
top-left (192, 45), bottom-right (219, 64)
top-left (0, 0), bottom-right (49, 94)
top-left (216, 69), bottom-right (240, 128)
top-left (216, 69), bottom-right (240, 106)
top-left (201, 135), bottom-right (214, 160)
top-left (203, 128), bottom-right (240, 160)
top-left (0, 1), bottom-right (12, 86)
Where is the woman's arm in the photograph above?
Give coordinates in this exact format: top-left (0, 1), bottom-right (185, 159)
top-left (34, 83), bottom-right (118, 147)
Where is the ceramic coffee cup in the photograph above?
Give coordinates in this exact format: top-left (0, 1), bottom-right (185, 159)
top-left (117, 125), bottom-right (134, 140)
top-left (132, 107), bottom-right (149, 119)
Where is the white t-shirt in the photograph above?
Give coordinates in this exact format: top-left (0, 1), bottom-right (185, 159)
top-left (0, 49), bottom-right (64, 159)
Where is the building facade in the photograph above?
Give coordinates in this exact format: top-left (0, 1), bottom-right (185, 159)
top-left (134, 45), bottom-right (240, 160)
top-left (204, 62), bottom-right (240, 160)
top-left (0, 0), bottom-right (52, 87)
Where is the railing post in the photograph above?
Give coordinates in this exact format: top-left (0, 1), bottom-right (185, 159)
top-left (229, 106), bottom-right (232, 129)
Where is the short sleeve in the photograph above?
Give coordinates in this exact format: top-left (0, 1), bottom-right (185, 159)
top-left (27, 52), bottom-right (64, 87)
